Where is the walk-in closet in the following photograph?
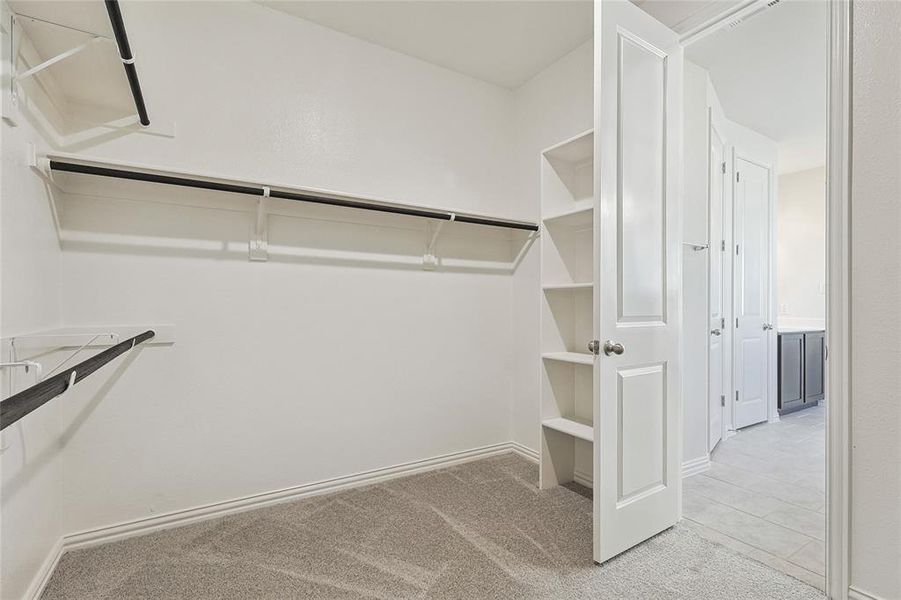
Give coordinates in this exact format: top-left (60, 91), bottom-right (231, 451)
top-left (3, 1), bottom-right (888, 599)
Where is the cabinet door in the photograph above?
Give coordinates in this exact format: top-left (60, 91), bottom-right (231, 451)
top-left (778, 333), bottom-right (804, 410)
top-left (804, 331), bottom-right (825, 402)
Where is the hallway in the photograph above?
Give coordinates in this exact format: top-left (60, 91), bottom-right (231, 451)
top-left (683, 406), bottom-right (826, 590)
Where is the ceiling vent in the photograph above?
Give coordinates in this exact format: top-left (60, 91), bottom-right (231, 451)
top-left (726, 0), bottom-right (782, 29)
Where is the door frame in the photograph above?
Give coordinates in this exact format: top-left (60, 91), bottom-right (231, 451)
top-left (678, 1), bottom-right (851, 598)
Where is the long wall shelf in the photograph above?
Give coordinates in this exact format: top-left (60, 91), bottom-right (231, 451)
top-left (40, 153), bottom-right (540, 232)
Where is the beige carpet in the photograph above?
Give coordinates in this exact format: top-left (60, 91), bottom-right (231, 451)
top-left (42, 454), bottom-right (823, 599)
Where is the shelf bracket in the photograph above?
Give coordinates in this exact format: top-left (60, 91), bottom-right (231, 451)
top-left (11, 26), bottom-right (110, 91)
top-left (249, 187), bottom-right (269, 262)
top-left (423, 214), bottom-right (453, 270)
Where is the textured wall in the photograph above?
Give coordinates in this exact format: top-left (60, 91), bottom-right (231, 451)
top-left (849, 2), bottom-right (901, 598)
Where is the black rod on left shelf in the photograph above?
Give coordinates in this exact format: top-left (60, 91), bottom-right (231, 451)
top-left (105, 0), bottom-right (150, 127)
top-left (0, 330), bottom-right (155, 431)
top-left (47, 160), bottom-right (541, 232)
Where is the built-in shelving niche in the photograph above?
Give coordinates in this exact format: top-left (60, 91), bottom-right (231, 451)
top-left (539, 130), bottom-right (595, 490)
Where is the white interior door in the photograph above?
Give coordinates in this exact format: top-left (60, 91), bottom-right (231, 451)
top-left (708, 121), bottom-right (726, 450)
top-left (733, 157), bottom-right (771, 429)
top-left (594, 0), bottom-right (681, 564)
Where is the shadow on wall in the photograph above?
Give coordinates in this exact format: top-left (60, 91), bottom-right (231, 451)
top-left (1, 349), bottom-right (142, 507)
top-left (45, 174), bottom-right (537, 275)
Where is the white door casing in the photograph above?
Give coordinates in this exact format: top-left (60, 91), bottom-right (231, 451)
top-left (733, 157), bottom-right (771, 429)
top-left (708, 118), bottom-right (726, 451)
top-left (594, 0), bottom-right (682, 564)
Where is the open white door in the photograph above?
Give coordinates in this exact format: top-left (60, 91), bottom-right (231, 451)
top-left (708, 120), bottom-right (727, 451)
top-left (733, 157), bottom-right (771, 429)
top-left (593, 0), bottom-right (682, 564)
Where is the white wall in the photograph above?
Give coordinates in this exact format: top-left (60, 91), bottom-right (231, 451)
top-left (777, 166), bottom-right (826, 330)
top-left (0, 67), bottom-right (65, 600)
top-left (849, 2), bottom-right (901, 598)
top-left (55, 0), bottom-right (519, 532)
top-left (681, 60), bottom-right (710, 466)
top-left (0, 1), bottom-right (588, 595)
top-left (510, 41), bottom-right (593, 454)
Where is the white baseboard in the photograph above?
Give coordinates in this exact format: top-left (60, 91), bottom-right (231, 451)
top-left (63, 441), bottom-right (517, 552)
top-left (22, 441), bottom-right (524, 599)
top-left (573, 468), bottom-right (593, 488)
top-left (509, 441), bottom-right (538, 463)
top-left (849, 586), bottom-right (889, 600)
top-left (682, 455), bottom-right (711, 478)
top-left (24, 538), bottom-right (63, 600)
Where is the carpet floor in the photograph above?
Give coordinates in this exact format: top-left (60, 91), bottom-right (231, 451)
top-left (41, 454), bottom-right (823, 599)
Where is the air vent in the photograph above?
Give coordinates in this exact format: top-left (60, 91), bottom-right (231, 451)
top-left (726, 0), bottom-right (782, 29)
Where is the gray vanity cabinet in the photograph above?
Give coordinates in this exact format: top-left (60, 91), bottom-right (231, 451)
top-left (803, 331), bottom-right (826, 403)
top-left (778, 329), bottom-right (825, 415)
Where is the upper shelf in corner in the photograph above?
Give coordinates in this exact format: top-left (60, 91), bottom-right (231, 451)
top-left (543, 130), bottom-right (593, 164)
top-left (6, 1), bottom-right (162, 144)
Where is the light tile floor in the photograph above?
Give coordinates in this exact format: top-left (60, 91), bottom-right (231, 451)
top-left (683, 404), bottom-right (826, 591)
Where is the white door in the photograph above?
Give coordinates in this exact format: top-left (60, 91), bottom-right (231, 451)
top-left (594, 0), bottom-right (682, 564)
top-left (733, 157), bottom-right (771, 429)
top-left (708, 121), bottom-right (726, 450)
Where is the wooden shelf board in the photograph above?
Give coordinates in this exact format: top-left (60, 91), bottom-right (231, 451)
top-left (542, 206), bottom-right (594, 228)
top-left (542, 352), bottom-right (594, 365)
top-left (542, 417), bottom-right (593, 442)
top-left (542, 282), bottom-right (593, 291)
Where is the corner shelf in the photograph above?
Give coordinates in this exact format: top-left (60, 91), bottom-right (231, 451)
top-left (542, 206), bottom-right (594, 228)
top-left (542, 417), bottom-right (593, 442)
top-left (539, 129), bottom-right (596, 491)
top-left (542, 352), bottom-right (594, 365)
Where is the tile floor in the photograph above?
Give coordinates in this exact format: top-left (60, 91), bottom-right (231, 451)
top-left (683, 404), bottom-right (826, 591)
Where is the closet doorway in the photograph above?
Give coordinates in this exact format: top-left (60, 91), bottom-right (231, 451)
top-left (672, 0), bottom-right (839, 591)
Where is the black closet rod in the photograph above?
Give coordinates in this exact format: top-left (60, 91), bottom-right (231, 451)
top-left (48, 161), bottom-right (540, 232)
top-left (0, 330), bottom-right (155, 431)
top-left (104, 0), bottom-right (150, 127)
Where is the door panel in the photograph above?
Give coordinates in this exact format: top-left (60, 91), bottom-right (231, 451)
top-left (779, 333), bottom-right (804, 410)
top-left (618, 364), bottom-right (666, 502)
top-left (708, 122), bottom-right (726, 451)
top-left (804, 331), bottom-right (825, 401)
top-left (619, 35), bottom-right (666, 323)
top-left (595, 0), bottom-right (681, 564)
top-left (733, 158), bottom-right (770, 428)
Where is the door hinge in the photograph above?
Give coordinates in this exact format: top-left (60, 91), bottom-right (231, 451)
top-left (735, 390), bottom-right (739, 402)
top-left (721, 395), bottom-right (726, 407)
top-left (736, 171), bottom-right (741, 182)
top-left (721, 317), bottom-right (726, 329)
top-left (721, 240), bottom-right (726, 252)
top-left (735, 318), bottom-right (739, 328)
top-left (736, 243), bottom-right (740, 255)
top-left (721, 161), bottom-right (726, 174)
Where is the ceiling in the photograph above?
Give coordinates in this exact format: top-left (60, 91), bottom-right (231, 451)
top-left (634, 0), bottom-right (744, 34)
top-left (259, 1), bottom-right (593, 89)
top-left (686, 0), bottom-right (827, 173)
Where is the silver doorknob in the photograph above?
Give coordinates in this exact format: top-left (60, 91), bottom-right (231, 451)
top-left (587, 340), bottom-right (600, 355)
top-left (763, 323), bottom-right (774, 331)
top-left (603, 340), bottom-right (625, 356)
top-left (711, 328), bottom-right (722, 336)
